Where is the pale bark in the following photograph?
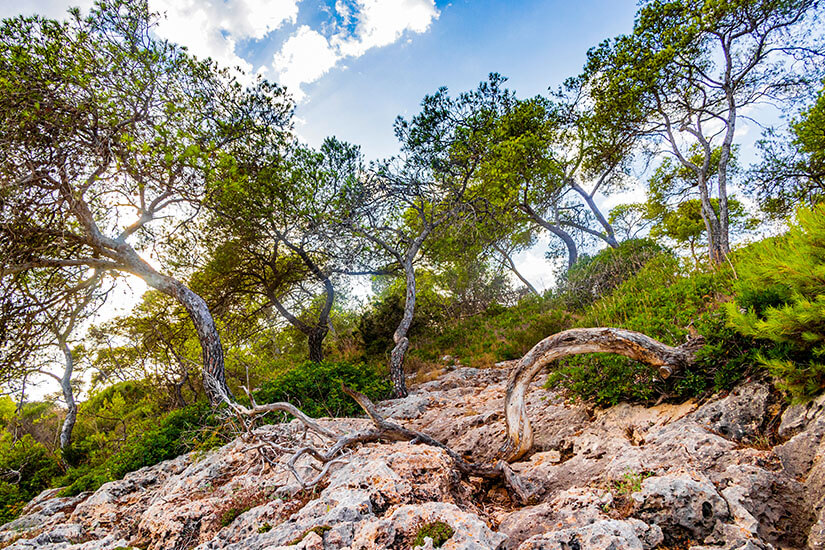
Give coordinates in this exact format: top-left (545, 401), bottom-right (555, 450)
top-left (521, 204), bottom-right (578, 270)
top-left (570, 181), bottom-right (619, 248)
top-left (501, 327), bottom-right (704, 461)
top-left (58, 340), bottom-right (76, 450)
top-left (389, 257), bottom-right (417, 398)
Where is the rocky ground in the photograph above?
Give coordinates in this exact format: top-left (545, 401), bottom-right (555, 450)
top-left (3, 362), bottom-right (825, 550)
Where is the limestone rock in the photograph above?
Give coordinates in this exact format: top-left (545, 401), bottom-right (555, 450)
top-left (689, 382), bottom-right (771, 441)
top-left (350, 502), bottom-right (507, 550)
top-left (631, 470), bottom-right (729, 540)
top-left (516, 519), bottom-right (663, 550)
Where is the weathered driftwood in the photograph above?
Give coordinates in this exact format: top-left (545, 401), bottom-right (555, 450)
top-left (501, 327), bottom-right (704, 461)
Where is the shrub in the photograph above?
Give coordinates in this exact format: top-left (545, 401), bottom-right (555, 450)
top-left (253, 360), bottom-right (392, 419)
top-left (547, 253), bottom-right (755, 405)
top-left (556, 238), bottom-right (666, 309)
top-left (0, 434), bottom-right (61, 525)
top-left (728, 204), bottom-right (825, 400)
top-left (412, 521), bottom-right (454, 548)
top-left (411, 294), bottom-right (571, 368)
top-left (59, 402), bottom-right (221, 496)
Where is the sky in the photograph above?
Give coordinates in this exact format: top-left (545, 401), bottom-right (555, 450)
top-left (0, 0), bottom-right (640, 161)
top-left (0, 0), bottom-right (644, 294)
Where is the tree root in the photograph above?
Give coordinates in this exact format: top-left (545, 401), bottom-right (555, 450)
top-left (500, 327), bottom-right (704, 461)
top-left (221, 383), bottom-right (534, 504)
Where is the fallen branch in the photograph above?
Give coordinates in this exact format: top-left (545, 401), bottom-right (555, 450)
top-left (501, 327), bottom-right (704, 461)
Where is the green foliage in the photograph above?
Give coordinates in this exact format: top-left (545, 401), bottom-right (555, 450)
top-left (412, 521), bottom-right (454, 548)
top-left (254, 361), bottom-right (392, 419)
top-left (547, 253), bottom-right (755, 405)
top-left (0, 434), bottom-right (61, 525)
top-left (412, 295), bottom-right (570, 368)
top-left (556, 238), bottom-right (665, 309)
top-left (58, 402), bottom-right (221, 497)
top-left (615, 470), bottom-right (651, 495)
top-left (754, 85), bottom-right (825, 218)
top-left (728, 204), bottom-right (825, 400)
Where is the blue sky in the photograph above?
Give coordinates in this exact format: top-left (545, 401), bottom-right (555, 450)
top-left (2, 0), bottom-right (640, 160)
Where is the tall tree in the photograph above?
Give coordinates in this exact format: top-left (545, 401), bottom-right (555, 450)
top-left (202, 138), bottom-right (365, 363)
top-left (0, 1), bottom-right (291, 405)
top-left (338, 78), bottom-right (513, 396)
top-left (0, 269), bottom-right (110, 449)
top-left (586, 0), bottom-right (824, 262)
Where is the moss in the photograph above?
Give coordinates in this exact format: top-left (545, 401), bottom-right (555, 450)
top-left (257, 522), bottom-right (272, 533)
top-left (220, 506), bottom-right (248, 527)
top-left (287, 525), bottom-right (332, 545)
top-left (412, 521), bottom-right (454, 548)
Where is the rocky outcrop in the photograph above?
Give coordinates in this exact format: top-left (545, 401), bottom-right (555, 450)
top-left (2, 371), bottom-right (822, 549)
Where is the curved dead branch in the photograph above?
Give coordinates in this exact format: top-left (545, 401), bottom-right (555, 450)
top-left (501, 327), bottom-right (704, 461)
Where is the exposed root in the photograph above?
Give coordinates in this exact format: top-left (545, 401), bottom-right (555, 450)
top-left (501, 327), bottom-right (704, 461)
top-left (219, 383), bottom-right (534, 504)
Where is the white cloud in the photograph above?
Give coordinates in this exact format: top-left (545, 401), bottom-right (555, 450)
top-left (335, 0), bottom-right (438, 57)
top-left (273, 25), bottom-right (339, 99)
top-left (272, 0), bottom-right (439, 100)
top-left (149, 0), bottom-right (299, 74)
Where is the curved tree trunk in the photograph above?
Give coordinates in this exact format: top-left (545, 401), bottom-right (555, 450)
top-left (501, 327), bottom-right (704, 461)
top-left (389, 258), bottom-right (417, 398)
top-left (58, 340), bottom-right (76, 450)
top-left (147, 274), bottom-right (230, 406)
top-left (493, 243), bottom-right (540, 296)
top-left (521, 204), bottom-right (578, 271)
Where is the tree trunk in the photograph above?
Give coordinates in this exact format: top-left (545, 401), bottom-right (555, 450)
top-left (493, 243), bottom-right (540, 296)
top-left (521, 204), bottom-right (578, 271)
top-left (308, 327), bottom-right (328, 363)
top-left (58, 340), bottom-right (76, 450)
top-left (389, 258), bottom-right (417, 398)
top-left (571, 181), bottom-right (619, 248)
top-left (501, 327), bottom-right (704, 461)
top-left (158, 278), bottom-right (231, 406)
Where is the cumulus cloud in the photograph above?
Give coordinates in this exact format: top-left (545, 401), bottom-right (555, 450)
top-left (272, 0), bottom-right (439, 100)
top-left (149, 0), bottom-right (299, 74)
top-left (6, 0), bottom-right (438, 102)
top-left (273, 26), bottom-right (340, 97)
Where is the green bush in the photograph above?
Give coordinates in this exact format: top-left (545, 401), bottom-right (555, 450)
top-left (253, 360), bottom-right (392, 419)
top-left (59, 402), bottom-right (220, 497)
top-left (556, 238), bottom-right (666, 309)
top-left (728, 204), bottom-right (825, 400)
top-left (0, 434), bottom-right (61, 525)
top-left (411, 294), bottom-right (570, 368)
top-left (413, 521), bottom-right (454, 548)
top-left (547, 253), bottom-right (755, 405)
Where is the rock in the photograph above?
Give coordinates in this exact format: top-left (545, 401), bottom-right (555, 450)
top-left (778, 391), bottom-right (825, 438)
top-left (376, 394), bottom-right (431, 420)
top-left (691, 522), bottom-right (774, 550)
top-left (517, 519), bottom-right (663, 550)
top-left (350, 502), bottom-right (508, 550)
top-left (498, 488), bottom-right (612, 549)
top-left (631, 470), bottom-right (729, 541)
top-left (718, 464), bottom-right (810, 548)
top-left (689, 382), bottom-right (771, 442)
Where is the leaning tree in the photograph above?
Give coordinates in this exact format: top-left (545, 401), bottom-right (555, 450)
top-left (0, 0), bottom-right (292, 405)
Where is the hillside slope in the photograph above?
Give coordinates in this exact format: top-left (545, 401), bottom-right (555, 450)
top-left (2, 365), bottom-right (823, 550)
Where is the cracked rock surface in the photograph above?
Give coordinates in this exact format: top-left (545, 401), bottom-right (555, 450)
top-left (1, 368), bottom-right (820, 549)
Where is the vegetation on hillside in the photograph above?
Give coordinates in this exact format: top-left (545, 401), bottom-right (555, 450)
top-left (0, 0), bottom-right (823, 525)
